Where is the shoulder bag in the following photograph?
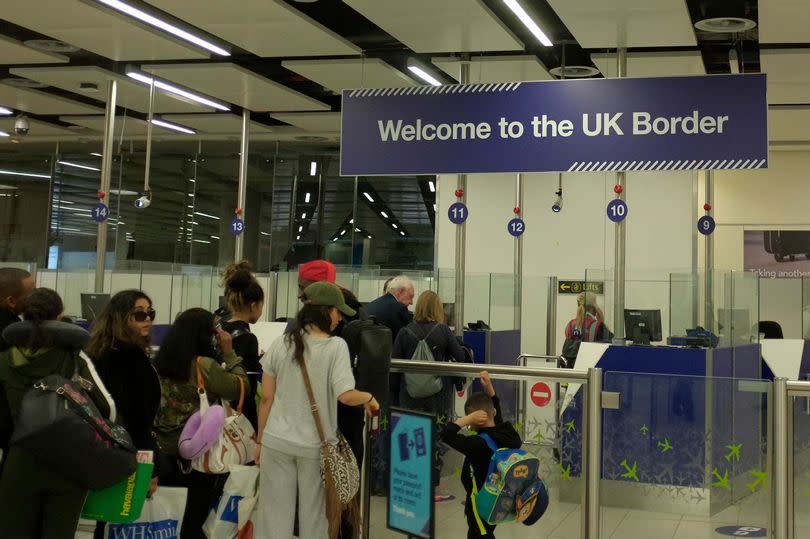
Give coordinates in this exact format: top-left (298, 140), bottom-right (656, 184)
top-left (299, 358), bottom-right (360, 539)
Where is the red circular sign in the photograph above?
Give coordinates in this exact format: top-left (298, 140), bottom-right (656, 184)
top-left (531, 382), bottom-right (552, 407)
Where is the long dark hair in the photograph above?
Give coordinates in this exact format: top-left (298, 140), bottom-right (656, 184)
top-left (221, 261), bottom-right (264, 314)
top-left (85, 289), bottom-right (152, 359)
top-left (286, 304), bottom-right (334, 365)
top-left (22, 288), bottom-right (63, 350)
top-left (154, 308), bottom-right (216, 380)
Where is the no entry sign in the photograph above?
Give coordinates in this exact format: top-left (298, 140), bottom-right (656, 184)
top-left (531, 382), bottom-right (552, 408)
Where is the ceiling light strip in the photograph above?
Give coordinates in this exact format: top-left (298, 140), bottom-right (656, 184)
top-left (126, 71), bottom-right (230, 111)
top-left (58, 161), bottom-right (101, 172)
top-left (151, 118), bottom-right (196, 134)
top-left (0, 169), bottom-right (51, 179)
top-left (503, 0), bottom-right (553, 47)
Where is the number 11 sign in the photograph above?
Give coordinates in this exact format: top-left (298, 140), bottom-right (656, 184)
top-left (448, 202), bottom-right (468, 225)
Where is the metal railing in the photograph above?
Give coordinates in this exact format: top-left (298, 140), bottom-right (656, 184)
top-left (775, 378), bottom-right (810, 539)
top-left (359, 359), bottom-right (602, 539)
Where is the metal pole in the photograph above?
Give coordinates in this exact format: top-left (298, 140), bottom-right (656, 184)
top-left (454, 59), bottom-right (469, 336)
top-left (235, 110), bottom-right (250, 261)
top-left (583, 367), bottom-right (602, 539)
top-left (95, 79), bottom-right (117, 293)
top-left (612, 48), bottom-right (627, 338)
top-left (547, 276), bottom-right (558, 356)
top-left (514, 173), bottom-right (524, 330)
top-left (351, 176), bottom-right (359, 266)
top-left (704, 171), bottom-right (715, 329)
top-left (359, 417), bottom-right (372, 539)
top-left (773, 377), bottom-right (788, 539)
top-left (44, 142), bottom-right (58, 266)
top-left (144, 77), bottom-right (155, 192)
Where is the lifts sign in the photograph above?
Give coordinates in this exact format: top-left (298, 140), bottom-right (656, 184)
top-left (340, 74), bottom-right (767, 176)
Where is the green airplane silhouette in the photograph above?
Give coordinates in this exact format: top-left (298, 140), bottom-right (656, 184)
top-left (657, 438), bottom-right (673, 453)
top-left (565, 420), bottom-right (576, 433)
top-left (533, 430), bottom-right (544, 444)
top-left (640, 424), bottom-right (649, 435)
top-left (436, 414), bottom-right (447, 426)
top-left (712, 468), bottom-right (731, 490)
top-left (560, 463), bottom-right (572, 480)
top-left (747, 470), bottom-right (768, 493)
top-left (724, 444), bottom-right (742, 462)
top-left (620, 459), bottom-right (639, 482)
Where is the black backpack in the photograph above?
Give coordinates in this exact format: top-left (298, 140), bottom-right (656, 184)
top-left (340, 315), bottom-right (392, 404)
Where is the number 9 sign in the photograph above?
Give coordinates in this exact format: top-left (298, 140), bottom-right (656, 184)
top-left (230, 217), bottom-right (245, 236)
top-left (697, 215), bottom-right (715, 235)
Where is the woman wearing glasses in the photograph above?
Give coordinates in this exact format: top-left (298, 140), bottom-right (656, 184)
top-left (85, 290), bottom-right (161, 538)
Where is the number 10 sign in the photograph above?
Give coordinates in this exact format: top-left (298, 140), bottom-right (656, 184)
top-left (607, 199), bottom-right (628, 223)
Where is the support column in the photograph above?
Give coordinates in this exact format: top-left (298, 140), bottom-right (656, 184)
top-left (94, 80), bottom-right (117, 293)
top-left (582, 367), bottom-right (603, 539)
top-left (235, 110), bottom-right (250, 261)
top-left (514, 173), bottom-right (524, 330)
top-left (612, 48), bottom-right (627, 338)
top-left (773, 378), bottom-right (788, 539)
top-left (704, 171), bottom-right (715, 329)
top-left (144, 77), bottom-right (155, 193)
top-left (454, 59), bottom-right (469, 335)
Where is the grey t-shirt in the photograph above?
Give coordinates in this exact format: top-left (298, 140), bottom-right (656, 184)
top-left (260, 332), bottom-right (355, 458)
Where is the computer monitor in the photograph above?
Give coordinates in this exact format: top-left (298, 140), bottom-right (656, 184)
top-left (624, 309), bottom-right (662, 345)
top-left (80, 293), bottom-right (110, 322)
top-left (717, 309), bottom-right (751, 338)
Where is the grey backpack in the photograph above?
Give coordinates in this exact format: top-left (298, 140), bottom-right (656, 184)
top-left (404, 323), bottom-right (444, 398)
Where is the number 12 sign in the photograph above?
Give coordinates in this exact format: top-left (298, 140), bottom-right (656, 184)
top-left (508, 218), bottom-right (525, 237)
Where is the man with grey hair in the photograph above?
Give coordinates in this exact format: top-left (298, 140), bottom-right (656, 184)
top-left (366, 275), bottom-right (414, 342)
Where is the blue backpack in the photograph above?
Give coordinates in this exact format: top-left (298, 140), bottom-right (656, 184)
top-left (469, 434), bottom-right (549, 528)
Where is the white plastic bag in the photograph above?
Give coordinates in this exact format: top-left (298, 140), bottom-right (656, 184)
top-left (203, 465), bottom-right (259, 539)
top-left (103, 487), bottom-right (187, 539)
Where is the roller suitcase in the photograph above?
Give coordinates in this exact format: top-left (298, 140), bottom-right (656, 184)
top-left (762, 231), bottom-right (810, 262)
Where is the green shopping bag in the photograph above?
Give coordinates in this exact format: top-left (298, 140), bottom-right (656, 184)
top-left (81, 462), bottom-right (154, 523)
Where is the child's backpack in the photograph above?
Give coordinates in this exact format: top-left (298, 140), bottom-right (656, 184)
top-left (470, 433), bottom-right (549, 526)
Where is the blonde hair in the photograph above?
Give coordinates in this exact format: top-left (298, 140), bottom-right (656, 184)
top-left (414, 290), bottom-right (445, 323)
top-left (575, 292), bottom-right (600, 330)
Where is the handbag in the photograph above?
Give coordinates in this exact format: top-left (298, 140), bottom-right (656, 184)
top-left (299, 358), bottom-right (360, 538)
top-left (190, 359), bottom-right (256, 474)
top-left (10, 353), bottom-right (137, 490)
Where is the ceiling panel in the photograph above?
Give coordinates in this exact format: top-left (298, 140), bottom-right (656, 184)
top-left (60, 115), bottom-right (150, 135)
top-left (432, 55), bottom-right (552, 83)
top-left (148, 0), bottom-right (359, 57)
top-left (3, 0), bottom-right (208, 61)
top-left (160, 114), bottom-right (274, 134)
top-left (142, 63), bottom-right (329, 112)
top-left (547, 0), bottom-right (696, 48)
top-left (0, 35), bottom-right (69, 64)
top-left (0, 117), bottom-right (75, 136)
top-left (10, 66), bottom-right (210, 114)
top-left (760, 1), bottom-right (809, 44)
top-left (281, 58), bottom-right (415, 94)
top-left (0, 83), bottom-right (102, 115)
top-left (343, 0), bottom-right (521, 52)
top-left (760, 50), bottom-right (810, 105)
top-left (769, 108), bottom-right (810, 142)
top-left (591, 51), bottom-right (705, 78)
top-left (270, 112), bottom-right (341, 132)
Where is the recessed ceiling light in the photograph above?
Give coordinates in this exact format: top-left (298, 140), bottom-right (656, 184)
top-left (127, 71), bottom-right (230, 111)
top-left (363, 192), bottom-right (374, 203)
top-left (503, 0), bottom-right (553, 46)
top-left (2, 78), bottom-right (47, 89)
top-left (694, 17), bottom-right (757, 33)
top-left (304, 192), bottom-right (311, 203)
top-left (0, 184), bottom-right (19, 190)
top-left (152, 118), bottom-right (196, 135)
top-left (194, 211), bottom-right (220, 220)
top-left (0, 131), bottom-right (9, 138)
top-left (407, 65), bottom-right (442, 87)
top-left (549, 66), bottom-right (599, 78)
top-left (108, 189), bottom-right (139, 196)
top-left (0, 107), bottom-right (12, 116)
top-left (90, 152), bottom-right (103, 157)
top-left (428, 180), bottom-right (435, 192)
top-left (310, 161), bottom-right (317, 176)
top-left (0, 169), bottom-right (50, 179)
top-left (94, 0), bottom-right (230, 56)
top-left (24, 39), bottom-right (80, 53)
top-left (58, 161), bottom-right (101, 172)
top-left (380, 211), bottom-right (388, 218)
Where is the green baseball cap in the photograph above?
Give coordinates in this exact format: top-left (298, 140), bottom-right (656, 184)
top-left (303, 281), bottom-right (356, 317)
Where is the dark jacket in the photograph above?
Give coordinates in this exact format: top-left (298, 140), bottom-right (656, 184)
top-left (0, 309), bottom-right (20, 353)
top-left (441, 396), bottom-right (522, 496)
top-left (365, 294), bottom-right (411, 342)
top-left (92, 343), bottom-right (161, 453)
top-left (219, 320), bottom-right (260, 429)
top-left (393, 321), bottom-right (465, 364)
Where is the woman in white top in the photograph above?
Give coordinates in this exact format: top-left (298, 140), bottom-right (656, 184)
top-left (256, 281), bottom-right (379, 539)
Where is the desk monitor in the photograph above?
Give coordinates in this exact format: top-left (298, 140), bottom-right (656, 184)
top-left (624, 309), bottom-right (662, 345)
top-left (717, 309), bottom-right (751, 337)
top-left (80, 293), bottom-right (110, 322)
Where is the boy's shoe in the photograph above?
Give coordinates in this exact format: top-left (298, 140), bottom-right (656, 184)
top-left (434, 493), bottom-right (455, 502)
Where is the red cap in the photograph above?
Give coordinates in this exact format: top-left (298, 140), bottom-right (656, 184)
top-left (299, 260), bottom-right (336, 283)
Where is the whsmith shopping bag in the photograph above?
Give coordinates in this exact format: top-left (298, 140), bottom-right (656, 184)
top-left (203, 465), bottom-right (259, 539)
top-left (103, 487), bottom-right (187, 539)
top-left (82, 462), bottom-right (154, 523)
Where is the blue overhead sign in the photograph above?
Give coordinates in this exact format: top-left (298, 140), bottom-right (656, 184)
top-left (340, 74), bottom-right (768, 176)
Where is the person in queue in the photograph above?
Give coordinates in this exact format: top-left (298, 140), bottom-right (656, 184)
top-left (0, 268), bottom-right (35, 352)
top-left (393, 290), bottom-right (466, 502)
top-left (152, 308), bottom-right (250, 539)
top-left (85, 290), bottom-right (161, 539)
top-left (0, 288), bottom-right (115, 539)
top-left (256, 282), bottom-right (379, 539)
top-left (297, 259), bottom-right (337, 299)
top-left (220, 261), bottom-right (265, 430)
top-left (365, 275), bottom-right (414, 342)
top-left (561, 292), bottom-right (612, 367)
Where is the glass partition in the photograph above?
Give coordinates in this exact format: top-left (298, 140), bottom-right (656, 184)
top-left (803, 277), bottom-right (810, 339)
top-left (792, 392), bottom-right (810, 538)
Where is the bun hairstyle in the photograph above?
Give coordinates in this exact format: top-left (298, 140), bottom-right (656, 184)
top-left (221, 260), bottom-right (265, 314)
top-left (22, 288), bottom-right (63, 350)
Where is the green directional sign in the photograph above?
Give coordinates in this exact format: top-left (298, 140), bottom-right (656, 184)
top-left (558, 280), bottom-right (604, 295)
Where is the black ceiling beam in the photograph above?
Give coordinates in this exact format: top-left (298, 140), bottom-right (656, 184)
top-left (357, 180), bottom-right (409, 238)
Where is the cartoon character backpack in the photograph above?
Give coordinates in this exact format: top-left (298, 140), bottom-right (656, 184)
top-left (470, 433), bottom-right (549, 527)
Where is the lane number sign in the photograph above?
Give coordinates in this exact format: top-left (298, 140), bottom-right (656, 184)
top-left (697, 215), bottom-right (716, 235)
top-left (91, 203), bottom-right (109, 223)
top-left (508, 218), bottom-right (525, 237)
top-left (230, 218), bottom-right (245, 236)
top-left (448, 202), bottom-right (468, 225)
top-left (607, 199), bottom-right (628, 223)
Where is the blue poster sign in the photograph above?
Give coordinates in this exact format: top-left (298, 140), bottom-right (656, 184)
top-left (340, 74), bottom-right (767, 176)
top-left (388, 408), bottom-right (434, 539)
top-left (607, 199), bottom-right (628, 223)
top-left (230, 218), bottom-right (245, 236)
top-left (448, 202), bottom-right (468, 224)
top-left (698, 215), bottom-right (716, 235)
top-left (91, 203), bottom-right (109, 223)
top-left (715, 526), bottom-right (766, 537)
top-left (508, 217), bottom-right (525, 237)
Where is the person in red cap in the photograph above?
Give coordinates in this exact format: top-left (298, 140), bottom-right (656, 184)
top-left (297, 260), bottom-right (336, 299)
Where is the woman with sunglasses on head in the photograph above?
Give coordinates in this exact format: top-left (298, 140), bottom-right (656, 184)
top-left (153, 308), bottom-right (250, 539)
top-left (85, 290), bottom-right (160, 539)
